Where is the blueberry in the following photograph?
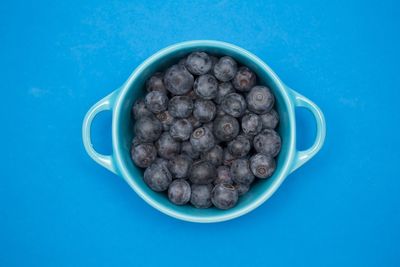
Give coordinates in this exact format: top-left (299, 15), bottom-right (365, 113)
top-left (221, 93), bottom-right (247, 118)
top-left (131, 143), bottom-right (157, 168)
top-left (144, 162), bottom-right (172, 192)
top-left (145, 91), bottom-right (169, 114)
top-left (146, 72), bottom-right (167, 93)
top-left (132, 99), bottom-right (153, 120)
top-left (250, 153), bottom-right (276, 178)
top-left (260, 109), bottom-right (279, 129)
top-left (213, 56), bottom-right (237, 82)
top-left (194, 74), bottom-right (218, 100)
top-left (170, 119), bottom-right (193, 141)
top-left (190, 184), bottom-right (213, 208)
top-left (203, 121), bottom-right (214, 132)
top-left (246, 86), bottom-right (275, 114)
top-left (253, 129), bottom-right (281, 157)
top-left (189, 160), bottom-right (216, 184)
top-left (234, 183), bottom-right (250, 196)
top-left (154, 157), bottom-right (169, 170)
top-left (230, 159), bottom-right (255, 185)
top-left (227, 135), bottom-right (251, 158)
top-left (193, 99), bottom-right (216, 123)
top-left (232, 66), bottom-right (256, 92)
top-left (181, 141), bottom-right (200, 159)
top-left (201, 145), bottom-right (223, 166)
top-left (187, 114), bottom-right (202, 128)
top-left (156, 111), bottom-right (175, 131)
top-left (190, 126), bottom-right (215, 152)
top-left (155, 132), bottom-right (181, 159)
top-left (131, 136), bottom-right (142, 147)
top-left (216, 105), bottom-right (227, 117)
top-left (164, 64), bottom-right (194, 95)
top-left (185, 52), bottom-right (212, 75)
top-left (168, 179), bottom-right (191, 205)
top-left (241, 113), bottom-right (262, 136)
top-left (168, 154), bottom-right (193, 179)
top-left (213, 115), bottom-right (240, 141)
top-left (215, 166), bottom-right (233, 185)
top-left (134, 116), bottom-right (162, 142)
top-left (211, 183), bottom-right (238, 210)
top-left (223, 148), bottom-right (236, 166)
top-left (215, 82), bottom-right (235, 104)
top-left (168, 96), bottom-right (193, 118)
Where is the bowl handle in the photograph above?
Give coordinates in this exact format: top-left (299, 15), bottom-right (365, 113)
top-left (288, 87), bottom-right (326, 173)
top-left (82, 90), bottom-right (120, 174)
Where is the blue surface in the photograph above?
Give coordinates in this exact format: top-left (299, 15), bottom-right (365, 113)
top-left (1, 1), bottom-right (399, 266)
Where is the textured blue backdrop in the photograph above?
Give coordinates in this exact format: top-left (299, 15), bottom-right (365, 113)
top-left (1, 0), bottom-right (399, 266)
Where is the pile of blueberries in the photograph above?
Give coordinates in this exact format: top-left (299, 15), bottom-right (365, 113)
top-left (131, 52), bottom-right (281, 210)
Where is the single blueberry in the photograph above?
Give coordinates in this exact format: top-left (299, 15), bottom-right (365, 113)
top-left (181, 141), bottom-right (200, 159)
top-left (211, 183), bottom-right (238, 210)
top-left (201, 145), bottom-right (223, 166)
top-left (134, 116), bottom-right (162, 142)
top-left (168, 154), bottom-right (193, 179)
top-left (246, 86), bottom-right (275, 114)
top-left (168, 179), bottom-right (191, 205)
top-left (189, 160), bottom-right (216, 185)
top-left (232, 66), bottom-right (256, 92)
top-left (215, 166), bottom-right (233, 185)
top-left (260, 109), bottom-right (279, 129)
top-left (215, 82), bottom-right (235, 104)
top-left (190, 184), bottom-right (213, 208)
top-left (154, 157), bottom-right (169, 170)
top-left (144, 162), bottom-right (172, 192)
top-left (164, 64), bottom-right (194, 95)
top-left (241, 113), bottom-right (262, 136)
top-left (185, 52), bottom-right (212, 75)
top-left (230, 159), bottom-right (255, 185)
top-left (221, 93), bottom-right (247, 118)
top-left (213, 115), bottom-right (240, 141)
top-left (156, 111), bottom-right (175, 131)
top-left (130, 143), bottom-right (157, 168)
top-left (190, 126), bottom-right (216, 152)
top-left (193, 99), bottom-right (216, 123)
top-left (227, 135), bottom-right (251, 158)
top-left (155, 132), bottom-right (181, 159)
top-left (132, 99), bottom-right (153, 120)
top-left (194, 74), bottom-right (218, 100)
top-left (145, 91), bottom-right (169, 114)
top-left (253, 129), bottom-right (281, 157)
top-left (250, 153), bottom-right (276, 178)
top-left (170, 119), bottom-right (193, 141)
top-left (168, 96), bottom-right (193, 118)
top-left (146, 72), bottom-right (167, 93)
top-left (213, 56), bottom-right (238, 82)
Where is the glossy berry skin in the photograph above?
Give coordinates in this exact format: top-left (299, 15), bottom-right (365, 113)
top-left (190, 126), bottom-right (215, 152)
top-left (144, 162), bottom-right (172, 192)
top-left (130, 143), bottom-right (157, 168)
top-left (146, 72), bottom-right (167, 93)
top-left (221, 93), bottom-right (247, 118)
top-left (227, 135), bottom-right (251, 158)
top-left (253, 129), bottom-right (281, 157)
top-left (250, 153), bottom-right (276, 178)
top-left (164, 64), bottom-right (194, 95)
top-left (169, 119), bottom-right (193, 141)
top-left (260, 109), bottom-right (279, 129)
top-left (213, 115), bottom-right (240, 142)
top-left (232, 66), bottom-right (256, 92)
top-left (201, 145), bottom-right (223, 166)
top-left (145, 91), bottom-right (168, 114)
top-left (190, 184), bottom-right (213, 208)
top-left (181, 141), bottom-right (200, 159)
top-left (246, 86), bottom-right (275, 114)
top-left (235, 183), bottom-right (250, 196)
top-left (241, 113), bottom-right (262, 136)
top-left (215, 82), bottom-right (235, 104)
top-left (215, 166), bottom-right (233, 185)
top-left (223, 148), bottom-right (236, 166)
top-left (168, 179), bottom-right (191, 205)
top-left (168, 96), bottom-right (193, 118)
top-left (155, 132), bottom-right (181, 159)
top-left (193, 74), bottom-right (218, 100)
top-left (185, 52), bottom-right (212, 75)
top-left (230, 159), bottom-right (255, 185)
top-left (193, 99), bottom-right (216, 123)
top-left (168, 154), bottom-right (193, 179)
top-left (189, 160), bottom-right (216, 185)
top-left (134, 116), bottom-right (162, 142)
top-left (211, 183), bottom-right (238, 210)
top-left (213, 56), bottom-right (237, 82)
top-left (156, 111), bottom-right (175, 131)
top-left (132, 99), bottom-right (153, 120)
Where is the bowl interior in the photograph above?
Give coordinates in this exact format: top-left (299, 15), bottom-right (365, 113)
top-left (114, 41), bottom-right (294, 222)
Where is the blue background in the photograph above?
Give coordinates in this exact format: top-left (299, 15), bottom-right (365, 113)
top-left (1, 0), bottom-right (399, 266)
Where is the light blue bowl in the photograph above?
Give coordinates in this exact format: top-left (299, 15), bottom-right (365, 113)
top-left (82, 40), bottom-right (326, 223)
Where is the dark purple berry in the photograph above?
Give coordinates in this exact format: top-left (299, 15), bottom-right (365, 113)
top-left (134, 116), bottom-right (162, 142)
top-left (168, 154), bottom-right (193, 179)
top-left (170, 119), bottom-right (193, 141)
top-left (181, 141), bottom-right (200, 159)
top-left (241, 113), bottom-right (262, 136)
top-left (146, 72), bottom-right (166, 93)
top-left (193, 74), bottom-right (218, 100)
top-left (201, 145), bottom-right (223, 166)
top-left (232, 66), bottom-right (256, 92)
top-left (190, 126), bottom-right (215, 152)
top-left (190, 184), bottom-right (213, 208)
top-left (253, 129), bottom-right (281, 157)
top-left (189, 160), bottom-right (216, 185)
top-left (246, 86), bottom-right (275, 114)
top-left (215, 166), bottom-right (233, 185)
top-left (235, 183), bottom-right (250, 196)
top-left (193, 99), bottom-right (216, 123)
top-left (168, 179), bottom-right (191, 205)
top-left (230, 159), bottom-right (255, 185)
top-left (213, 56), bottom-right (237, 82)
top-left (155, 132), bottom-right (181, 159)
top-left (260, 109), bottom-right (279, 129)
top-left (213, 115), bottom-right (240, 142)
top-left (131, 143), bottom-right (157, 168)
top-left (250, 153), bottom-right (276, 178)
top-left (144, 162), bottom-right (172, 192)
top-left (221, 93), bottom-right (247, 118)
top-left (223, 148), bottom-right (236, 166)
top-left (211, 183), bottom-right (238, 209)
top-left (168, 96), bottom-right (193, 118)
top-left (145, 91), bottom-right (169, 114)
top-left (227, 135), bottom-right (251, 158)
top-left (164, 64), bottom-right (194, 95)
top-left (185, 52), bottom-right (212, 75)
top-left (132, 99), bottom-right (152, 120)
top-left (156, 111), bottom-right (175, 131)
top-left (187, 114), bottom-right (201, 128)
top-left (215, 82), bottom-right (235, 104)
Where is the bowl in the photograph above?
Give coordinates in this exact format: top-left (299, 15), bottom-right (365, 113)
top-left (82, 40), bottom-right (326, 223)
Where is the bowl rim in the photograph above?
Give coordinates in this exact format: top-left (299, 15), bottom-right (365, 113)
top-left (112, 40), bottom-right (296, 223)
